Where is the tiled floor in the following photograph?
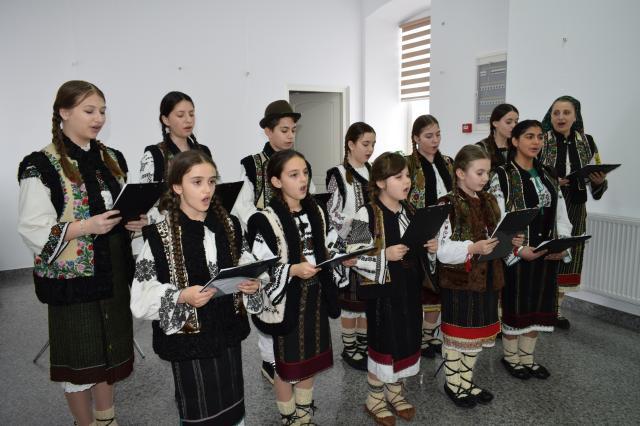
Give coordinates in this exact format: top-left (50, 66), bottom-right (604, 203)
top-left (1, 269), bottom-right (639, 425)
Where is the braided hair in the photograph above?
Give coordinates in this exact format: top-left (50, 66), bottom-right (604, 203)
top-left (158, 150), bottom-right (240, 287)
top-left (159, 91), bottom-right (204, 179)
top-left (52, 80), bottom-right (124, 183)
top-left (343, 122), bottom-right (375, 184)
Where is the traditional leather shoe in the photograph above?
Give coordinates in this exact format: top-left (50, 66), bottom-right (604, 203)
top-left (443, 384), bottom-right (477, 408)
top-left (421, 341), bottom-right (442, 359)
top-left (524, 363), bottom-right (550, 379)
top-left (556, 316), bottom-right (571, 330)
top-left (470, 384), bottom-right (494, 404)
top-left (500, 358), bottom-right (531, 380)
top-left (261, 360), bottom-right (275, 384)
top-left (341, 348), bottom-right (368, 371)
top-left (364, 405), bottom-right (396, 426)
top-left (391, 405), bottom-right (416, 421)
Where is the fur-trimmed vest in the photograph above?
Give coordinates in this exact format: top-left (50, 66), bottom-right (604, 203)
top-left (406, 150), bottom-right (454, 208)
top-left (144, 136), bottom-right (212, 182)
top-left (247, 196), bottom-right (339, 336)
top-left (143, 212), bottom-right (250, 361)
top-left (17, 139), bottom-right (131, 305)
top-left (438, 190), bottom-right (505, 292)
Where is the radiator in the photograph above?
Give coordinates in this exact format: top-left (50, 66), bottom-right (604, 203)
top-left (581, 213), bottom-right (640, 305)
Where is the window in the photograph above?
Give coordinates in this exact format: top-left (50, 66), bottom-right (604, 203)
top-left (400, 17), bottom-right (430, 101)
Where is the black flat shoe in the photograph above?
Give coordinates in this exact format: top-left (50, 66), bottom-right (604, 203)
top-left (341, 348), bottom-right (368, 371)
top-left (443, 384), bottom-right (476, 408)
top-left (261, 360), bottom-right (275, 384)
top-left (556, 316), bottom-right (571, 330)
top-left (500, 358), bottom-right (531, 380)
top-left (470, 385), bottom-right (494, 404)
top-left (421, 341), bottom-right (442, 359)
top-left (524, 363), bottom-right (550, 379)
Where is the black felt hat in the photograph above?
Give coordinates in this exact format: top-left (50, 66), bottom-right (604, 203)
top-left (259, 100), bottom-right (301, 129)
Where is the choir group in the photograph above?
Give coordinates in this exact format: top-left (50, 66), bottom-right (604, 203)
top-left (17, 80), bottom-right (609, 425)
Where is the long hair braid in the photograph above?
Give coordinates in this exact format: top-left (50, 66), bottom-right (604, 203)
top-left (342, 149), bottom-right (353, 184)
top-left (167, 192), bottom-right (189, 290)
top-left (51, 111), bottom-right (82, 183)
top-left (210, 195), bottom-right (239, 265)
top-left (96, 140), bottom-right (125, 179)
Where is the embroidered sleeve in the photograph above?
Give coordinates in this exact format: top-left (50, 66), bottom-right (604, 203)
top-left (139, 150), bottom-right (156, 183)
top-left (327, 174), bottom-right (350, 239)
top-left (231, 170), bottom-right (258, 232)
top-left (436, 217), bottom-right (473, 265)
top-left (555, 190), bottom-right (574, 263)
top-left (346, 207), bottom-right (388, 285)
top-left (488, 173), bottom-right (507, 217)
top-left (250, 231), bottom-right (290, 305)
top-left (130, 240), bottom-right (190, 334)
top-left (237, 244), bottom-right (265, 314)
top-left (18, 177), bottom-right (70, 262)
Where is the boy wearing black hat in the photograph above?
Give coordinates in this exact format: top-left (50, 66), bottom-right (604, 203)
top-left (232, 99), bottom-right (315, 384)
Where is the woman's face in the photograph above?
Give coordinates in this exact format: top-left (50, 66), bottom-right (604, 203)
top-left (493, 111), bottom-right (519, 140)
top-left (59, 93), bottom-right (106, 144)
top-left (513, 126), bottom-right (544, 160)
top-left (162, 100), bottom-right (195, 140)
top-left (270, 156), bottom-right (309, 204)
top-left (173, 162), bottom-right (217, 220)
top-left (414, 124), bottom-right (441, 158)
top-left (348, 132), bottom-right (376, 166)
top-left (377, 167), bottom-right (411, 202)
top-left (550, 100), bottom-right (576, 136)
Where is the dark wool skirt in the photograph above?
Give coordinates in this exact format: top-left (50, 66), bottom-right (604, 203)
top-left (171, 346), bottom-right (245, 425)
top-left (338, 270), bottom-right (366, 312)
top-left (48, 233), bottom-right (134, 384)
top-left (274, 278), bottom-right (333, 382)
top-left (557, 196), bottom-right (587, 289)
top-left (501, 257), bottom-right (559, 334)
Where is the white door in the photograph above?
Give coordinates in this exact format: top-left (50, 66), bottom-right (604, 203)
top-left (289, 91), bottom-right (343, 193)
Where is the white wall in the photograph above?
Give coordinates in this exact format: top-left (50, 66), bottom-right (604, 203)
top-left (363, 0), bottom-right (429, 156)
top-left (507, 0), bottom-right (640, 218)
top-left (0, 0), bottom-right (363, 270)
top-left (430, 0), bottom-right (509, 155)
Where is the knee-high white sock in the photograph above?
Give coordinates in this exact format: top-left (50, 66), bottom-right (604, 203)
top-left (502, 336), bottom-right (519, 365)
top-left (518, 335), bottom-right (538, 367)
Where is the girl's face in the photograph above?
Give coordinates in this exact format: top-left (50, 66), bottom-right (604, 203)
top-left (456, 159), bottom-right (491, 194)
top-left (493, 111), bottom-right (519, 140)
top-left (59, 93), bottom-right (106, 144)
top-left (414, 124), bottom-right (441, 157)
top-left (348, 132), bottom-right (376, 165)
top-left (270, 156), bottom-right (309, 205)
top-left (173, 162), bottom-right (217, 220)
top-left (513, 126), bottom-right (544, 160)
top-left (377, 167), bottom-right (411, 202)
top-left (265, 116), bottom-right (296, 151)
top-left (550, 101), bottom-right (576, 136)
top-left (162, 100), bottom-right (195, 140)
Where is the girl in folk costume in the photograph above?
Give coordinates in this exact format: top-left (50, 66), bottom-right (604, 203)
top-left (489, 120), bottom-right (573, 380)
top-left (136, 92), bottom-right (213, 244)
top-left (436, 145), bottom-right (523, 408)
top-left (18, 80), bottom-right (145, 426)
top-left (346, 152), bottom-right (437, 426)
top-left (130, 150), bottom-right (263, 426)
top-left (325, 122), bottom-right (376, 371)
top-left (405, 115), bottom-right (453, 359)
top-left (539, 96), bottom-right (608, 329)
top-left (476, 103), bottom-right (519, 175)
top-left (248, 150), bottom-right (343, 425)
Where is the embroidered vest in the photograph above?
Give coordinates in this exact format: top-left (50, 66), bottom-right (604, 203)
top-left (19, 142), bottom-right (129, 305)
top-left (406, 151), bottom-right (454, 209)
top-left (438, 191), bottom-right (504, 292)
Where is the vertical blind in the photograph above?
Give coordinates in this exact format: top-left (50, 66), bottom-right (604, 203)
top-left (400, 17), bottom-right (430, 101)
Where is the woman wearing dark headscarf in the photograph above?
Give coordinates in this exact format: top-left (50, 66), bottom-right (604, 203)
top-left (539, 96), bottom-right (608, 329)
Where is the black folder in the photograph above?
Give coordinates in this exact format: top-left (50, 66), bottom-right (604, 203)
top-left (400, 204), bottom-right (452, 248)
top-left (111, 183), bottom-right (163, 222)
top-left (477, 208), bottom-right (539, 262)
top-left (314, 246), bottom-right (376, 270)
top-left (533, 235), bottom-right (592, 254)
top-left (200, 256), bottom-right (279, 292)
top-left (566, 164), bottom-right (620, 180)
top-left (215, 181), bottom-right (244, 213)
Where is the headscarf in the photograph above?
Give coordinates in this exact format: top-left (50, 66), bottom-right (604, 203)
top-left (541, 95), bottom-right (584, 134)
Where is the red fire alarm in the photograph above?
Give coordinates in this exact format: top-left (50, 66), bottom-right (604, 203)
top-left (462, 123), bottom-right (472, 133)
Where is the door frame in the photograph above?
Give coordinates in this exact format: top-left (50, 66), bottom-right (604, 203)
top-left (287, 85), bottom-right (350, 159)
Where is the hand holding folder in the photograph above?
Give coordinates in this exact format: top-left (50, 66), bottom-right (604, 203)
top-left (110, 183), bottom-right (163, 222)
top-left (477, 208), bottom-right (539, 261)
top-left (312, 246), bottom-right (376, 269)
top-left (400, 204), bottom-right (452, 248)
top-left (200, 256), bottom-right (279, 294)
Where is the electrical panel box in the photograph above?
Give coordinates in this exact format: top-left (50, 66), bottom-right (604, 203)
top-left (476, 57), bottom-right (507, 125)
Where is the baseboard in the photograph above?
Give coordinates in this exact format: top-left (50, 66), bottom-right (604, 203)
top-left (0, 267), bottom-right (32, 283)
top-left (564, 291), bottom-right (640, 332)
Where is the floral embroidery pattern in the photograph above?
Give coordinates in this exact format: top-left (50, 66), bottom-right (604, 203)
top-left (134, 258), bottom-right (156, 282)
top-left (159, 287), bottom-right (189, 333)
